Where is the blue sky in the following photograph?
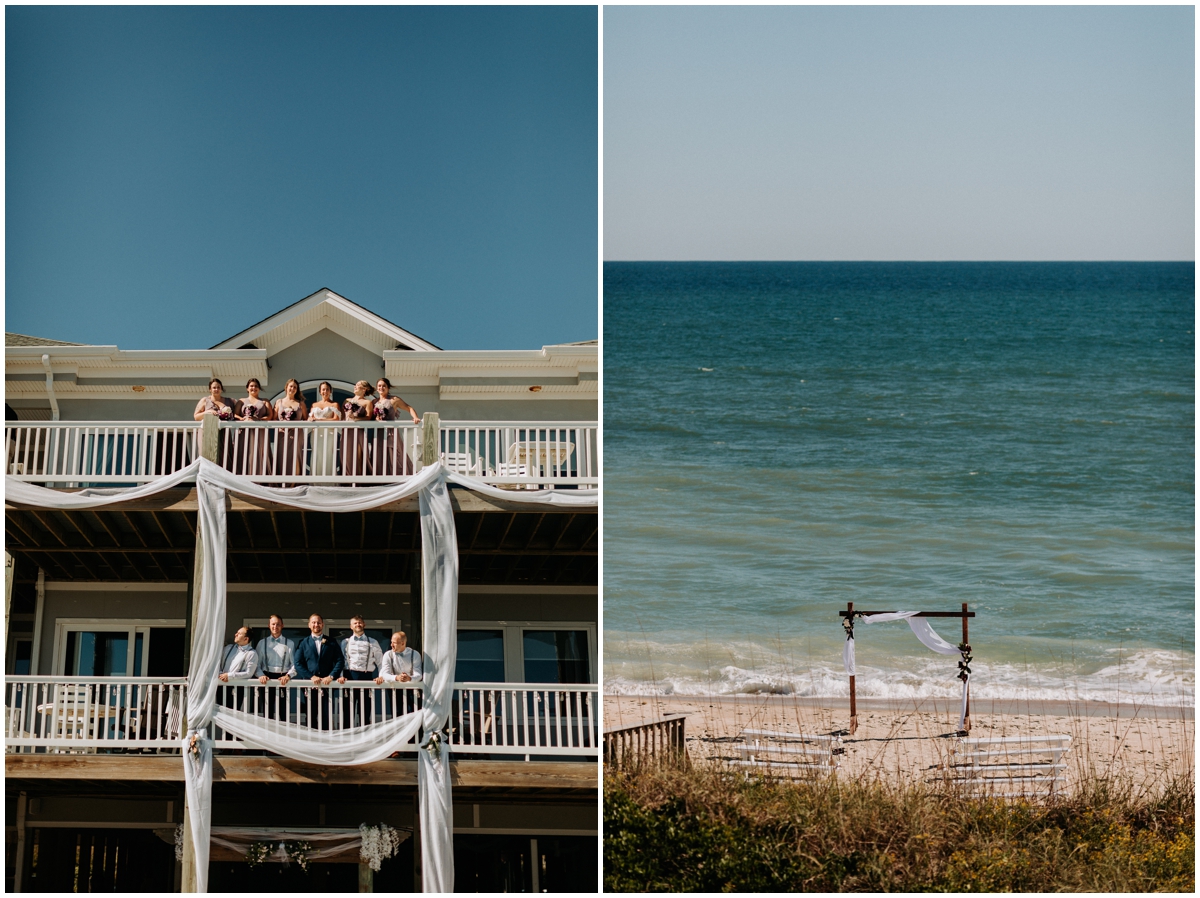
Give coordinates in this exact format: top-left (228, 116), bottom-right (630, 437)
top-left (604, 6), bottom-right (1194, 261)
top-left (6, 6), bottom-right (598, 350)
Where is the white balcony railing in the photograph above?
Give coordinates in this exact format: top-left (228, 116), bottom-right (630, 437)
top-left (4, 420), bottom-right (598, 488)
top-left (439, 422), bottom-right (598, 488)
top-left (4, 677), bottom-right (599, 758)
top-left (451, 683), bottom-right (599, 756)
top-left (4, 676), bottom-right (187, 751)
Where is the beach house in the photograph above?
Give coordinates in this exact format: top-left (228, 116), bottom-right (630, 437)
top-left (4, 289), bottom-right (598, 892)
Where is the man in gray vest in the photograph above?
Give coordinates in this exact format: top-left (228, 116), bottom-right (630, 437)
top-left (255, 614), bottom-right (295, 719)
top-left (217, 627), bottom-right (259, 710)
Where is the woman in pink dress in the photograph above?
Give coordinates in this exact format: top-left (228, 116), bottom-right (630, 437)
top-left (341, 380), bottom-right (375, 477)
top-left (371, 377), bottom-right (420, 475)
top-left (231, 378), bottom-right (274, 475)
top-left (274, 378), bottom-right (308, 481)
top-left (193, 379), bottom-right (235, 468)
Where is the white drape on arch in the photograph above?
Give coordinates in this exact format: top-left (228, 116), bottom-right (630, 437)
top-left (843, 611), bottom-right (970, 731)
top-left (5, 458), bottom-right (597, 893)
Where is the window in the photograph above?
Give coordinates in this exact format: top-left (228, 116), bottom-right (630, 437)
top-left (52, 620), bottom-right (184, 677)
top-left (523, 631), bottom-right (590, 684)
top-left (456, 622), bottom-right (596, 684)
top-left (63, 629), bottom-right (143, 676)
top-left (455, 630), bottom-right (505, 682)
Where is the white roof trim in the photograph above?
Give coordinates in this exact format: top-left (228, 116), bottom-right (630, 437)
top-left (210, 289), bottom-right (440, 353)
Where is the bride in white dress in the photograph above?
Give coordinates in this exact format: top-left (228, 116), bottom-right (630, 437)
top-left (309, 382), bottom-right (342, 477)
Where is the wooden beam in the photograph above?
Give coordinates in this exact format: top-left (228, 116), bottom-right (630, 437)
top-left (4, 755), bottom-right (597, 790)
top-left (10, 488), bottom-right (594, 515)
top-left (838, 610), bottom-right (975, 618)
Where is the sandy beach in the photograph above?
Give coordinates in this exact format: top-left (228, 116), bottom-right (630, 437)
top-left (605, 694), bottom-right (1194, 791)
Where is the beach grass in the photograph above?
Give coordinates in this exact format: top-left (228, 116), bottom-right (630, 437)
top-left (604, 763), bottom-right (1194, 892)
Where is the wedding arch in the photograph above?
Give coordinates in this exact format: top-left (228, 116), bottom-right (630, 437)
top-left (839, 601), bottom-right (974, 735)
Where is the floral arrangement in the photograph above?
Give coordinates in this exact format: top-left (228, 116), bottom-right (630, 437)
top-left (423, 731), bottom-right (442, 760)
top-left (343, 400), bottom-right (355, 413)
top-left (279, 406), bottom-right (295, 421)
top-left (284, 840), bottom-right (314, 871)
top-left (217, 406), bottom-right (232, 421)
top-left (373, 404), bottom-right (388, 420)
top-left (956, 642), bottom-right (972, 682)
top-left (174, 824), bottom-right (184, 862)
top-left (359, 823), bottom-right (403, 871)
top-left (245, 841), bottom-right (272, 868)
top-left (188, 733), bottom-right (202, 758)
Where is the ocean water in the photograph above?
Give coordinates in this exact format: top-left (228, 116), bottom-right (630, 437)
top-left (603, 262), bottom-right (1194, 705)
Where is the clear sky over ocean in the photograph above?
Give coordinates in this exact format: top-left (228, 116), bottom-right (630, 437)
top-left (6, 6), bottom-right (598, 350)
top-left (604, 6), bottom-right (1194, 261)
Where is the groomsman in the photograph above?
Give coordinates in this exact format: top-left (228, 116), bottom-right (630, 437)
top-left (338, 615), bottom-right (384, 681)
top-left (293, 613), bottom-right (344, 729)
top-left (378, 631), bottom-right (423, 683)
top-left (217, 627), bottom-right (259, 710)
top-left (218, 627), bottom-right (260, 681)
top-left (338, 614), bottom-right (384, 726)
top-left (377, 631), bottom-right (422, 721)
top-left (255, 614), bottom-right (295, 719)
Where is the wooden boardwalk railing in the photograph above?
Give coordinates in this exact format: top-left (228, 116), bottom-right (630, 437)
top-left (603, 714), bottom-right (689, 770)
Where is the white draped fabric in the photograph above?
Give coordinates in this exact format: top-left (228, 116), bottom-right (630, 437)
top-left (207, 826), bottom-right (410, 864)
top-left (843, 611), bottom-right (970, 731)
top-left (5, 457), bottom-right (597, 893)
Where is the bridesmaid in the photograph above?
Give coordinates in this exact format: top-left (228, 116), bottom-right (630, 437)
top-left (308, 381), bottom-right (341, 477)
top-left (193, 378), bottom-right (234, 421)
top-left (232, 378), bottom-right (273, 475)
top-left (275, 378), bottom-right (308, 481)
top-left (192, 378), bottom-right (234, 468)
top-left (372, 377), bottom-right (420, 475)
top-left (341, 380), bottom-right (375, 477)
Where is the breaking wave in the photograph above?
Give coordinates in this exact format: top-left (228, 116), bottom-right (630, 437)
top-left (604, 648), bottom-right (1194, 706)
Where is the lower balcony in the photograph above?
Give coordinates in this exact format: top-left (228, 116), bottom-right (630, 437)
top-left (4, 677), bottom-right (599, 760)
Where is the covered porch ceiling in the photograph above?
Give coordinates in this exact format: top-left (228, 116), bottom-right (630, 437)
top-left (5, 492), bottom-right (596, 587)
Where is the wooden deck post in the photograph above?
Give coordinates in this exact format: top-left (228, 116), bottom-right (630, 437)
top-left (847, 601), bottom-right (857, 735)
top-left (962, 601), bottom-right (970, 733)
top-left (182, 413), bottom-right (218, 893)
top-left (358, 862), bottom-right (374, 892)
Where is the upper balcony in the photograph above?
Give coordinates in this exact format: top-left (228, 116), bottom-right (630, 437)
top-left (4, 418), bottom-right (598, 490)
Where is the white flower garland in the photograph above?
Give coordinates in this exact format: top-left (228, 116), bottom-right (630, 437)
top-left (359, 823), bottom-right (403, 872)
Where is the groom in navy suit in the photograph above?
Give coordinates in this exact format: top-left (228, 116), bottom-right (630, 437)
top-left (293, 613), bottom-right (345, 728)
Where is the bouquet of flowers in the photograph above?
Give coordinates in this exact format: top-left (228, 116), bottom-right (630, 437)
top-left (343, 400), bottom-right (355, 414)
top-left (359, 824), bottom-right (403, 872)
top-left (423, 731), bottom-right (442, 760)
top-left (245, 841), bottom-right (272, 868)
top-left (217, 406), bottom-right (232, 421)
top-left (283, 840), bottom-right (314, 872)
top-left (279, 406), bottom-right (295, 421)
top-left (373, 404), bottom-right (388, 421)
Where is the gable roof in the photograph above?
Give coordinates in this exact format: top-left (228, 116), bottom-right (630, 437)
top-left (210, 288), bottom-right (442, 355)
top-left (6, 332), bottom-right (86, 347)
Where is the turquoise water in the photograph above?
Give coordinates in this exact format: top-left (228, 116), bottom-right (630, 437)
top-left (603, 262), bottom-right (1194, 704)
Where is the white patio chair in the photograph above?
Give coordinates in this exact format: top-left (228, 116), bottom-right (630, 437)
top-left (441, 451), bottom-right (484, 477)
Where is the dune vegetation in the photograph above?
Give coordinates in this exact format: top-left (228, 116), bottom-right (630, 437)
top-left (604, 764), bottom-right (1194, 892)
